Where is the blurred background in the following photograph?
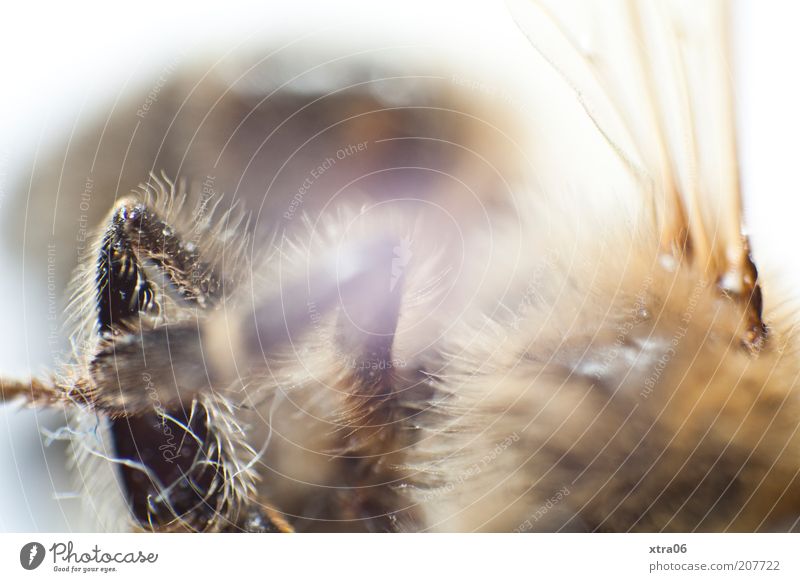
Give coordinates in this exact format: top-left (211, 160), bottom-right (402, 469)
top-left (0, 0), bottom-right (798, 531)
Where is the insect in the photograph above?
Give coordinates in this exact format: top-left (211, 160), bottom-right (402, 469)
top-left (1, 0), bottom-right (799, 532)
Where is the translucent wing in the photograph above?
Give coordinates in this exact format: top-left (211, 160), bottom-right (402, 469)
top-left (507, 0), bottom-right (763, 344)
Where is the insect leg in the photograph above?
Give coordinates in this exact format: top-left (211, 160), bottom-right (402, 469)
top-left (89, 195), bottom-right (256, 531)
top-left (0, 377), bottom-right (73, 407)
top-left (86, 192), bottom-right (237, 413)
top-left (95, 195), bottom-right (226, 336)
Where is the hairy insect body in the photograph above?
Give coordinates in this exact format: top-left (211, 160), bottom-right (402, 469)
top-left (5, 175), bottom-right (800, 532)
top-left (2, 1), bottom-right (800, 533)
top-left (407, 238), bottom-right (800, 531)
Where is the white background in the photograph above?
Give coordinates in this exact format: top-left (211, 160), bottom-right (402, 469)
top-left (1, 533), bottom-right (799, 580)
